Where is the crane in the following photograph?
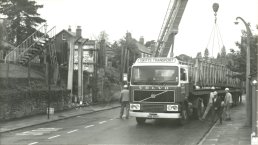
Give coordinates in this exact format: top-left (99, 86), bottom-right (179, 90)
top-left (154, 0), bottom-right (188, 57)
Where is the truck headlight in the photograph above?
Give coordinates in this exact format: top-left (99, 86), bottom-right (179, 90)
top-left (167, 105), bottom-right (178, 111)
top-left (130, 104), bottom-right (140, 110)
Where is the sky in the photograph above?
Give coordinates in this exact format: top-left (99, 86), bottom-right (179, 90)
top-left (36, 0), bottom-right (258, 57)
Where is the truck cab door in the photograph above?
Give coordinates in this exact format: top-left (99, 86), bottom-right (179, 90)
top-left (180, 67), bottom-right (188, 84)
top-left (180, 66), bottom-right (189, 99)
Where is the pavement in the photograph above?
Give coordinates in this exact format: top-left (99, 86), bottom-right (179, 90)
top-left (198, 95), bottom-right (252, 145)
top-left (0, 97), bottom-right (252, 145)
top-left (0, 102), bottom-right (121, 133)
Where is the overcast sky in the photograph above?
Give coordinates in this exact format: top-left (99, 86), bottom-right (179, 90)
top-left (36, 0), bottom-right (258, 57)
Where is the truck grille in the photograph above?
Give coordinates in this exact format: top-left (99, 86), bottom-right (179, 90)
top-left (133, 90), bottom-right (175, 103)
top-left (141, 104), bottom-right (165, 112)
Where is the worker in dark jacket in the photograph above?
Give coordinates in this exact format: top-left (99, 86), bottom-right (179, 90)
top-left (119, 85), bottom-right (130, 119)
top-left (212, 93), bottom-right (224, 124)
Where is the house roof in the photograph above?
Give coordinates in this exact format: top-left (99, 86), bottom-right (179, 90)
top-left (55, 29), bottom-right (76, 38)
top-left (135, 42), bottom-right (151, 54)
top-left (129, 39), bottom-right (151, 54)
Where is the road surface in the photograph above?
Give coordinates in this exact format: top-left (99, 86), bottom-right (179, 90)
top-left (1, 108), bottom-right (213, 145)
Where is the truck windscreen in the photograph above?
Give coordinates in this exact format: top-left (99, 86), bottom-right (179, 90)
top-left (131, 66), bottom-right (179, 85)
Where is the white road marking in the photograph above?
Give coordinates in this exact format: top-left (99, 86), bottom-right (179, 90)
top-left (109, 119), bottom-right (114, 121)
top-left (17, 128), bottom-right (62, 136)
top-left (67, 129), bottom-right (78, 133)
top-left (85, 125), bottom-right (95, 128)
top-left (48, 135), bottom-right (60, 139)
top-left (28, 142), bottom-right (38, 145)
top-left (99, 121), bottom-right (107, 124)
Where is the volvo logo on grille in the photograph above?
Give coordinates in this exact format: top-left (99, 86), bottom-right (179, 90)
top-left (150, 94), bottom-right (156, 98)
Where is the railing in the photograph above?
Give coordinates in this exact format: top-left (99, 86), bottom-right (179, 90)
top-left (4, 23), bottom-right (47, 63)
top-left (24, 26), bottom-right (56, 64)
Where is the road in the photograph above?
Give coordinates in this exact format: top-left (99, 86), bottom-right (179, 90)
top-left (1, 108), bottom-right (213, 145)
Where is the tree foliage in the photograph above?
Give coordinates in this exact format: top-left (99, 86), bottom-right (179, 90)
top-left (204, 48), bottom-right (209, 60)
top-left (227, 35), bottom-right (257, 81)
top-left (220, 46), bottom-right (226, 58)
top-left (110, 41), bottom-right (121, 69)
top-left (0, 23), bottom-right (3, 48)
top-left (0, 0), bottom-right (46, 44)
top-left (98, 30), bottom-right (109, 42)
top-left (145, 40), bottom-right (156, 53)
top-left (196, 52), bottom-right (202, 58)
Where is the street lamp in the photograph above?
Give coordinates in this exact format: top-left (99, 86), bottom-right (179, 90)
top-left (235, 16), bottom-right (253, 126)
top-left (251, 79), bottom-right (257, 144)
top-left (251, 79), bottom-right (257, 134)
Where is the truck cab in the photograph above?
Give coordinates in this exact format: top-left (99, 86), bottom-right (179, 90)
top-left (129, 57), bottom-right (190, 124)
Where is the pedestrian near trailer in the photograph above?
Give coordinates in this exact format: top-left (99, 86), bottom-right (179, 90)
top-left (201, 86), bottom-right (216, 121)
top-left (119, 85), bottom-right (130, 119)
top-left (224, 88), bottom-right (233, 121)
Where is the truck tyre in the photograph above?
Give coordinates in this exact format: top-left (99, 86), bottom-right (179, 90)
top-left (136, 117), bottom-right (146, 124)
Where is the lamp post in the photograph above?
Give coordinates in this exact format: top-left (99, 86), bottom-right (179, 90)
top-left (251, 80), bottom-right (257, 134)
top-left (235, 17), bottom-right (253, 126)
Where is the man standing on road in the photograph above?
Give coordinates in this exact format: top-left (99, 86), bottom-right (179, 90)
top-left (201, 87), bottom-right (216, 121)
top-left (224, 88), bottom-right (233, 121)
top-left (119, 84), bottom-right (130, 119)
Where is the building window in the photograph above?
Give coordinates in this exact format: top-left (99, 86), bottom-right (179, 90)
top-left (62, 33), bottom-right (66, 40)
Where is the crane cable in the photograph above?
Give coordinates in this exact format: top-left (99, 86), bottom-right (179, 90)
top-left (206, 3), bottom-right (225, 58)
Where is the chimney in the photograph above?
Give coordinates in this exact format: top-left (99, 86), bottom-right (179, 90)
top-left (76, 26), bottom-right (82, 37)
top-left (139, 36), bottom-right (144, 45)
top-left (68, 25), bottom-right (71, 32)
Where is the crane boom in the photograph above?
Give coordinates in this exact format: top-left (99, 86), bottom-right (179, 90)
top-left (154, 0), bottom-right (188, 57)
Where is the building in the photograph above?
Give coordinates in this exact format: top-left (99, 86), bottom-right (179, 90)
top-left (54, 26), bottom-right (82, 65)
top-left (126, 32), bottom-right (152, 58)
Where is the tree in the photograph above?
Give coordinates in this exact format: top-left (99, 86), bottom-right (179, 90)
top-left (110, 41), bottom-right (121, 69)
top-left (0, 0), bottom-right (46, 44)
top-left (216, 52), bottom-right (221, 59)
top-left (145, 40), bottom-right (156, 53)
top-left (196, 52), bottom-right (202, 58)
top-left (227, 34), bottom-right (257, 81)
top-left (98, 31), bottom-right (109, 42)
top-left (220, 46), bottom-right (226, 58)
top-left (217, 46), bottom-right (227, 64)
top-left (0, 23), bottom-right (3, 48)
top-left (204, 48), bottom-right (209, 60)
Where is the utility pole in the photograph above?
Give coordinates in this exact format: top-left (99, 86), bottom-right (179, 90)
top-left (67, 39), bottom-right (75, 96)
top-left (235, 17), bottom-right (253, 126)
top-left (43, 23), bottom-right (51, 119)
top-left (77, 39), bottom-right (83, 105)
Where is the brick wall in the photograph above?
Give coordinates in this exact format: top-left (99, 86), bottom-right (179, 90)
top-left (0, 89), bottom-right (71, 121)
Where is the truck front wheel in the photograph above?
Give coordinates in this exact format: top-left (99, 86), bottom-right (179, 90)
top-left (136, 117), bottom-right (146, 124)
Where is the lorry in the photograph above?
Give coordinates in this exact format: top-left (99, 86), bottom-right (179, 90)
top-left (121, 0), bottom-right (242, 124)
top-left (128, 57), bottom-right (241, 124)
